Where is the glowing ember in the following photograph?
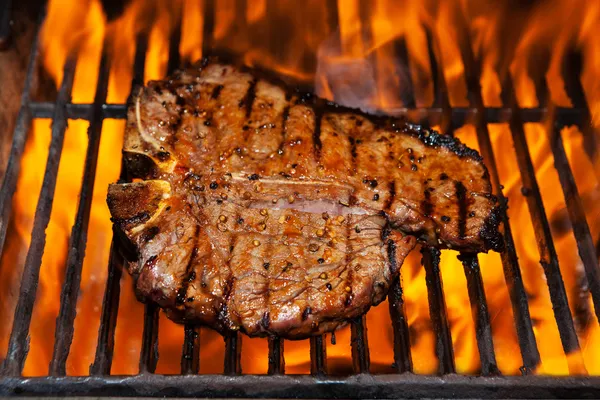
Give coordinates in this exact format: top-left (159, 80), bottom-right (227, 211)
top-left (0, 0), bottom-right (598, 377)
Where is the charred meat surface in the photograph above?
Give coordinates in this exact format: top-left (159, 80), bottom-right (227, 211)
top-left (107, 57), bottom-right (502, 338)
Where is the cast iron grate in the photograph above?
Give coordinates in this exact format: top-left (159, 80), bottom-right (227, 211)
top-left (0, 1), bottom-right (599, 398)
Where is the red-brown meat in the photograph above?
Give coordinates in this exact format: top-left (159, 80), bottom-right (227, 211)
top-left (107, 57), bottom-right (502, 338)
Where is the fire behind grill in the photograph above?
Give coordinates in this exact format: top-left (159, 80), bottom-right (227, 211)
top-left (0, 1), bottom-right (599, 398)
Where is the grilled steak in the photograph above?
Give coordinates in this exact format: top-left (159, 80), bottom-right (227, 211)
top-left (107, 57), bottom-right (502, 338)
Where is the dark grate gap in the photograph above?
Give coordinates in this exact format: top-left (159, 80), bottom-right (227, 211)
top-left (458, 253), bottom-right (499, 376)
top-left (267, 337), bottom-right (285, 375)
top-left (452, 10), bottom-right (541, 372)
top-left (49, 39), bottom-right (112, 377)
top-left (1, 54), bottom-right (78, 376)
top-left (422, 247), bottom-right (455, 374)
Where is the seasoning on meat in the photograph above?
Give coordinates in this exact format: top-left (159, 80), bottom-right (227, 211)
top-left (107, 57), bottom-right (502, 338)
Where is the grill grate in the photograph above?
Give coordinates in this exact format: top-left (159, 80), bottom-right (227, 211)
top-left (1, 1), bottom-right (600, 398)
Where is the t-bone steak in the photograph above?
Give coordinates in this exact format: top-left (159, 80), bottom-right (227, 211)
top-left (107, 57), bottom-right (502, 338)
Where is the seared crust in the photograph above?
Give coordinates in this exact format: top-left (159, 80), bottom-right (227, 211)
top-left (107, 57), bottom-right (503, 338)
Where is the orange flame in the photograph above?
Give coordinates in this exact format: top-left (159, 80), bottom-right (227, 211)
top-left (0, 0), bottom-right (598, 377)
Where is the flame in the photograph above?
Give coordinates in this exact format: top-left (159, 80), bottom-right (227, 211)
top-left (0, 0), bottom-right (598, 377)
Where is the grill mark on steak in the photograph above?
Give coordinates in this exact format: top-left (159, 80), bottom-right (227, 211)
top-left (261, 311), bottom-right (270, 330)
top-left (387, 237), bottom-right (398, 275)
top-left (176, 225), bottom-right (200, 305)
top-left (343, 218), bottom-right (353, 307)
top-left (263, 240), bottom-right (273, 329)
top-left (422, 185), bottom-right (434, 218)
top-left (455, 181), bottom-right (468, 240)
top-left (223, 234), bottom-right (237, 303)
top-left (107, 57), bottom-right (505, 339)
top-left (385, 181), bottom-right (396, 211)
top-left (239, 78), bottom-right (258, 118)
top-left (313, 108), bottom-right (323, 159)
top-left (211, 84), bottom-right (224, 99)
top-left (278, 105), bottom-right (290, 155)
top-left (349, 136), bottom-right (358, 171)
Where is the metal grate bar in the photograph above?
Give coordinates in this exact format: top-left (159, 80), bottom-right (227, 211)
top-left (25, 102), bottom-right (587, 126)
top-left (267, 337), bottom-right (285, 375)
top-left (3, 374), bottom-right (600, 399)
top-left (503, 77), bottom-right (585, 369)
top-left (309, 336), bottom-right (327, 376)
top-left (394, 37), bottom-right (416, 109)
top-left (387, 276), bottom-right (413, 373)
top-left (425, 29), bottom-right (452, 133)
top-left (0, 6), bottom-right (45, 267)
top-left (90, 32), bottom-right (148, 376)
top-left (1, 55), bottom-right (78, 376)
top-left (49, 39), bottom-right (112, 377)
top-left (548, 118), bottom-right (600, 323)
top-left (422, 247), bottom-right (455, 374)
top-left (452, 13), bottom-right (541, 372)
top-left (458, 253), bottom-right (499, 376)
top-left (562, 52), bottom-right (598, 163)
top-left (202, 0), bottom-right (215, 56)
top-left (553, 54), bottom-right (600, 323)
top-left (398, 38), bottom-right (455, 375)
top-left (167, 4), bottom-right (182, 75)
top-left (139, 304), bottom-right (159, 374)
top-left (89, 240), bottom-right (123, 376)
top-left (181, 325), bottom-right (200, 375)
top-left (180, 325), bottom-right (200, 374)
top-left (350, 316), bottom-right (370, 374)
top-left (139, 16), bottom-right (183, 373)
top-left (224, 332), bottom-right (242, 375)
